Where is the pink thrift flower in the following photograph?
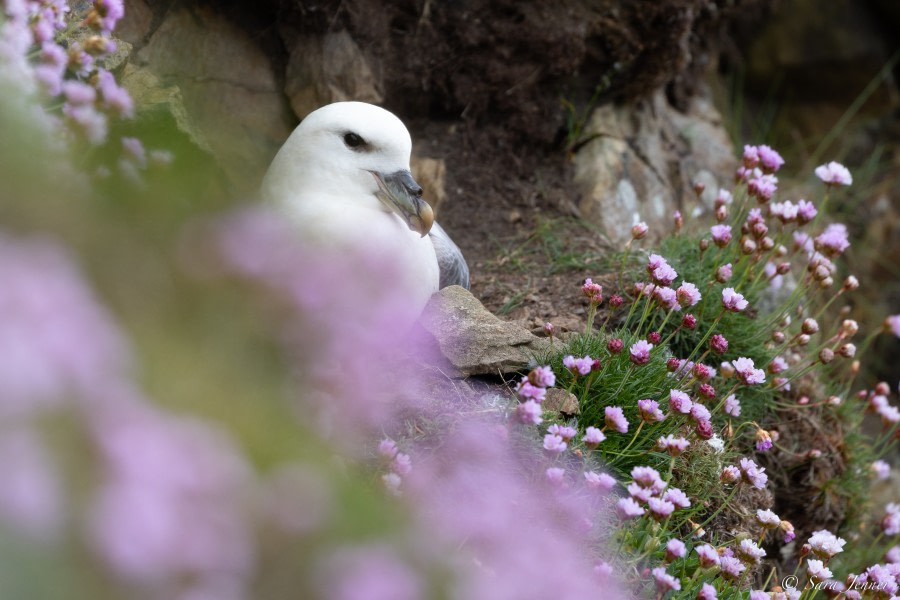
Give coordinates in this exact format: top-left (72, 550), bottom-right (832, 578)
top-left (528, 366), bottom-right (556, 388)
top-left (548, 424), bottom-right (576, 442)
top-left (545, 467), bottom-right (566, 486)
top-left (584, 471), bottom-right (616, 491)
top-left (516, 400), bottom-right (542, 425)
top-left (716, 263), bottom-right (732, 283)
top-left (742, 145), bottom-right (760, 168)
top-left (606, 338), bottom-right (624, 354)
top-left (582, 426), bottom-right (606, 448)
top-left (755, 429), bottom-right (773, 452)
top-left (710, 224), bottom-right (732, 247)
top-left (807, 559), bottom-right (832, 581)
top-left (647, 497), bottom-right (675, 520)
top-left (657, 435), bottom-right (689, 456)
top-left (721, 465), bottom-right (740, 484)
top-left (696, 544), bottom-right (720, 568)
top-left (769, 356), bottom-right (788, 374)
top-left (637, 399), bottom-right (665, 423)
top-left (664, 487), bottom-right (691, 509)
top-left (652, 263), bottom-right (678, 287)
top-left (814, 223), bottom-right (850, 257)
top-left (709, 334), bottom-right (728, 354)
top-left (682, 313), bottom-right (697, 329)
top-left (722, 287), bottom-right (748, 312)
top-left (393, 453), bottom-right (412, 476)
top-left (378, 439), bottom-right (398, 459)
top-left (720, 556), bottom-right (745, 580)
top-left (695, 419), bottom-right (714, 439)
top-left (631, 222), bottom-right (648, 239)
top-left (748, 173), bottom-right (778, 201)
top-left (883, 503), bottom-right (900, 535)
top-left (698, 583), bottom-right (718, 600)
top-left (543, 434), bottom-right (567, 455)
top-left (668, 389), bottom-right (692, 414)
top-left (732, 357), bottom-right (765, 385)
top-left (736, 538), bottom-right (766, 564)
top-left (724, 394), bottom-right (741, 417)
top-left (815, 161), bottom-right (852, 186)
top-left (562, 355), bottom-right (593, 376)
top-left (797, 198), bottom-right (817, 224)
top-left (693, 363), bottom-right (713, 381)
top-left (808, 530), bottom-right (846, 559)
top-left (757, 144), bottom-right (785, 172)
top-left (651, 566), bottom-right (681, 592)
top-left (872, 460), bottom-right (891, 480)
top-left (665, 538), bottom-right (686, 561)
top-left (629, 340), bottom-right (653, 365)
top-left (631, 466), bottom-right (665, 491)
top-left (627, 482), bottom-right (654, 504)
top-left (884, 315), bottom-right (900, 337)
top-left (582, 278), bottom-right (603, 303)
top-left (653, 286), bottom-right (678, 310)
top-left (516, 379), bottom-right (546, 403)
top-left (739, 457), bottom-right (768, 489)
top-left (604, 406), bottom-right (629, 433)
top-left (690, 403), bottom-right (711, 423)
top-left (676, 282), bottom-right (702, 307)
top-left (615, 497), bottom-right (645, 520)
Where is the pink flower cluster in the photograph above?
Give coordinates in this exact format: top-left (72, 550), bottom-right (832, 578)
top-left (515, 365), bottom-right (558, 425)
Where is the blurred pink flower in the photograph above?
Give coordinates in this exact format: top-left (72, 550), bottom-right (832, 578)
top-left (815, 161), bottom-right (852, 186)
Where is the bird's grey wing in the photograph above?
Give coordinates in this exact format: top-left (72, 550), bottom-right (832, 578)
top-left (429, 221), bottom-right (470, 290)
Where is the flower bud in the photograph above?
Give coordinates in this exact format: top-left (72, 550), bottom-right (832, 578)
top-left (682, 314), bottom-right (697, 330)
top-left (838, 343), bottom-right (856, 358)
top-left (775, 244), bottom-right (788, 257)
top-left (716, 205), bottom-right (727, 222)
top-left (807, 449), bottom-right (822, 459)
top-left (813, 264), bottom-right (830, 281)
top-left (776, 262), bottom-right (791, 275)
top-left (761, 236), bottom-right (775, 251)
top-left (827, 395), bottom-right (842, 406)
top-left (875, 381), bottom-right (891, 396)
top-left (673, 211), bottom-right (684, 232)
top-left (695, 419), bottom-right (714, 439)
top-left (772, 331), bottom-right (785, 343)
top-left (802, 318), bottom-right (819, 334)
top-left (819, 348), bottom-right (834, 364)
top-left (699, 383), bottom-right (716, 399)
top-left (543, 322), bottom-right (555, 337)
top-left (820, 276), bottom-right (834, 288)
top-left (631, 222), bottom-right (648, 240)
top-left (716, 264), bottom-right (732, 283)
top-left (840, 320), bottom-right (858, 337)
top-left (607, 338), bottom-right (624, 354)
top-left (843, 275), bottom-right (859, 291)
top-left (648, 331), bottom-right (661, 344)
top-left (741, 239), bottom-right (757, 254)
top-left (797, 334), bottom-right (810, 346)
top-left (666, 357), bottom-right (681, 372)
top-left (609, 294), bottom-right (623, 308)
top-left (693, 181), bottom-right (706, 196)
top-left (720, 362), bottom-right (736, 378)
top-left (699, 238), bottom-right (710, 252)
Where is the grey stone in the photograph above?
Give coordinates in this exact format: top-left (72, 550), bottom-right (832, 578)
top-left (543, 388), bottom-right (580, 416)
top-left (131, 4), bottom-right (294, 193)
top-left (421, 286), bottom-right (561, 377)
top-left (285, 30), bottom-right (383, 120)
top-left (573, 90), bottom-right (735, 245)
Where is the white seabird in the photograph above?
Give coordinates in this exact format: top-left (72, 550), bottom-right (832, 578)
top-left (261, 101), bottom-right (468, 327)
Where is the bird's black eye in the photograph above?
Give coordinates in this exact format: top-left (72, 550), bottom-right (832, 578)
top-left (343, 132), bottom-right (365, 149)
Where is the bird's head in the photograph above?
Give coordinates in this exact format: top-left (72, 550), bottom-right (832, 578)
top-left (264, 101), bottom-right (434, 237)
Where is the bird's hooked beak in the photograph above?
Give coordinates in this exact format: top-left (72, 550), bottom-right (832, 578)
top-left (369, 169), bottom-right (434, 237)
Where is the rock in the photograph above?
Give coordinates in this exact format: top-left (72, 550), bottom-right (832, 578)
top-left (121, 64), bottom-right (211, 154)
top-left (543, 388), bottom-right (580, 416)
top-left (410, 157), bottom-right (447, 215)
top-left (131, 3), bottom-right (294, 193)
top-left (421, 286), bottom-right (561, 377)
top-left (573, 90), bottom-right (736, 245)
top-left (284, 30), bottom-right (383, 121)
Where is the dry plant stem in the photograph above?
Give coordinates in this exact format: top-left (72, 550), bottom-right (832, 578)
top-left (692, 484), bottom-right (740, 534)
